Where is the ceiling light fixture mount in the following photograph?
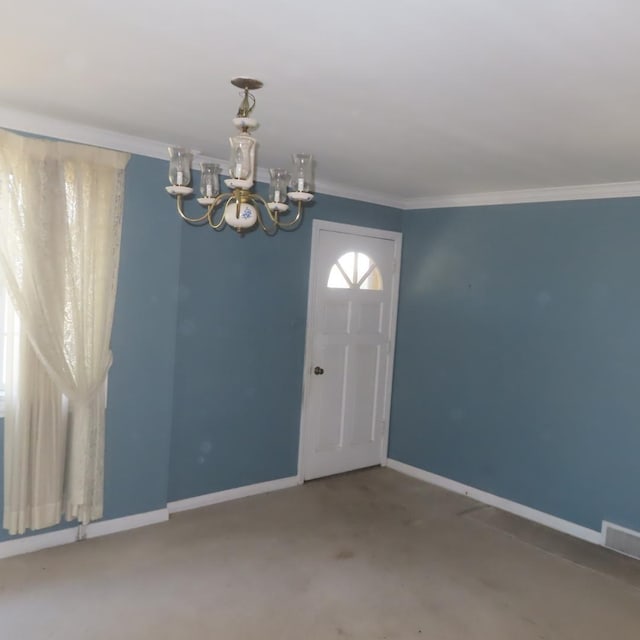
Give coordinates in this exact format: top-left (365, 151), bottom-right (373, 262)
top-left (165, 77), bottom-right (313, 235)
top-left (230, 76), bottom-right (263, 91)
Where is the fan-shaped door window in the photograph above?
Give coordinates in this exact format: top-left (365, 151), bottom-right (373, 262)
top-left (327, 252), bottom-right (383, 290)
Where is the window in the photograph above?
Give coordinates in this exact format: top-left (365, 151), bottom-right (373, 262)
top-left (327, 252), bottom-right (383, 290)
top-left (0, 285), bottom-right (7, 415)
top-left (0, 129), bottom-right (128, 533)
top-left (0, 284), bottom-right (19, 417)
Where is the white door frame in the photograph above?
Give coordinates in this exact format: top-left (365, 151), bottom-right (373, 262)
top-left (297, 219), bottom-right (403, 482)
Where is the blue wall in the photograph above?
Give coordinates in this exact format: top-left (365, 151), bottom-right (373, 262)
top-left (6, 142), bottom-right (637, 542)
top-left (0, 154), bottom-right (182, 541)
top-left (389, 198), bottom-right (640, 532)
top-left (0, 151), bottom-right (401, 539)
top-left (168, 192), bottom-right (401, 501)
top-left (102, 155), bottom-right (182, 519)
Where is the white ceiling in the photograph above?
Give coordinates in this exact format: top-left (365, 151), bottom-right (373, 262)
top-left (1, 0), bottom-right (640, 208)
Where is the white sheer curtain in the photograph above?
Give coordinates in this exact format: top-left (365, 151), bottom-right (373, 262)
top-left (0, 129), bottom-right (129, 534)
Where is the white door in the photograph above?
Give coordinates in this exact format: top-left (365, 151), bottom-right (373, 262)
top-left (300, 220), bottom-right (402, 480)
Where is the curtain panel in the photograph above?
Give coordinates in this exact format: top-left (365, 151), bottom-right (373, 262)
top-left (0, 129), bottom-right (129, 534)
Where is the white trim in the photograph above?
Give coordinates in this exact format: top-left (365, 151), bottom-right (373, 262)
top-left (167, 476), bottom-right (299, 514)
top-left (307, 220), bottom-right (403, 241)
top-left (298, 220), bottom-right (402, 481)
top-left (0, 527), bottom-right (78, 560)
top-left (5, 107), bottom-right (639, 213)
top-left (387, 459), bottom-right (603, 545)
top-left (313, 179), bottom-right (400, 209)
top-left (85, 508), bottom-right (168, 539)
top-left (0, 475), bottom-right (300, 559)
top-left (297, 220), bottom-right (323, 481)
top-left (0, 105), bottom-right (174, 161)
top-left (0, 106), bottom-right (401, 209)
top-left (0, 509), bottom-right (169, 559)
top-left (403, 180), bottom-right (640, 210)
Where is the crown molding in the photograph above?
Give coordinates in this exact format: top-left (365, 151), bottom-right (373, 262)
top-left (312, 179), bottom-right (400, 209)
top-left (403, 180), bottom-right (640, 210)
top-left (0, 106), bottom-right (401, 209)
top-left (3, 106), bottom-right (639, 211)
top-left (0, 105), bottom-right (171, 160)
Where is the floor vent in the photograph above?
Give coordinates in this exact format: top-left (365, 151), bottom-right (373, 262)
top-left (602, 521), bottom-right (640, 560)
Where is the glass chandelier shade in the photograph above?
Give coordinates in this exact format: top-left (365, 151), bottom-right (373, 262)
top-left (200, 163), bottom-right (221, 199)
top-left (269, 168), bottom-right (290, 204)
top-left (291, 153), bottom-right (313, 193)
top-left (165, 77), bottom-right (313, 235)
top-left (168, 147), bottom-right (193, 187)
top-left (229, 134), bottom-right (256, 182)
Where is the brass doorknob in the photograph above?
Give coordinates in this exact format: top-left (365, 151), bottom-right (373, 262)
top-left (313, 366), bottom-right (324, 375)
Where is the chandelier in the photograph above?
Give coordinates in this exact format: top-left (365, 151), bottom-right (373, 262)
top-left (165, 77), bottom-right (314, 234)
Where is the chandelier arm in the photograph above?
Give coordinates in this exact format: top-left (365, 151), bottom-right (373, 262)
top-left (207, 208), bottom-right (226, 230)
top-left (254, 206), bottom-right (269, 233)
top-left (252, 193), bottom-right (304, 231)
top-left (245, 196), bottom-right (275, 234)
top-left (252, 194), bottom-right (279, 225)
top-left (176, 195), bottom-right (210, 225)
top-left (254, 205), bottom-right (279, 236)
top-left (251, 195), bottom-right (281, 235)
top-left (207, 193), bottom-right (234, 230)
top-left (272, 199), bottom-right (304, 230)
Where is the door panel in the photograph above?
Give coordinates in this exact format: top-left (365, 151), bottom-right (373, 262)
top-left (300, 221), bottom-right (402, 481)
top-left (347, 343), bottom-right (380, 446)
top-left (322, 300), bottom-right (350, 334)
top-left (357, 301), bottom-right (384, 335)
top-left (314, 342), bottom-right (347, 452)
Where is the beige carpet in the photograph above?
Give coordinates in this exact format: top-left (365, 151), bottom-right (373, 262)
top-left (0, 467), bottom-right (639, 639)
top-left (465, 502), bottom-right (640, 590)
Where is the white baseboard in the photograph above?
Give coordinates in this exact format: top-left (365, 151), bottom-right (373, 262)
top-left (386, 458), bottom-right (602, 545)
top-left (167, 475), bottom-right (299, 514)
top-left (0, 527), bottom-right (78, 560)
top-left (0, 476), bottom-right (300, 560)
top-left (86, 508), bottom-right (168, 539)
top-left (0, 508), bottom-right (169, 560)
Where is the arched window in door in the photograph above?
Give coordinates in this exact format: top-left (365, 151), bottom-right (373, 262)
top-left (327, 252), bottom-right (383, 290)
